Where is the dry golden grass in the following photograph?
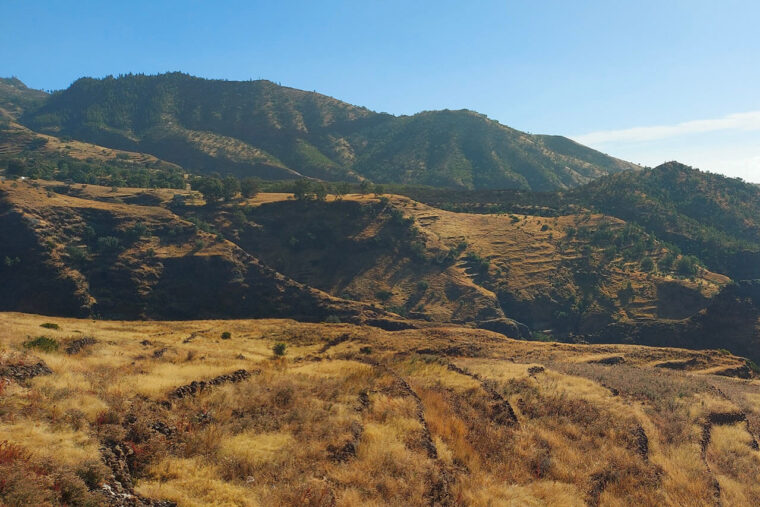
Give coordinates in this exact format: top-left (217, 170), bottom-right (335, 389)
top-left (1, 311), bottom-right (759, 505)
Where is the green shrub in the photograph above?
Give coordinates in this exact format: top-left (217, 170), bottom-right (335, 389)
top-left (96, 236), bottom-right (120, 252)
top-left (221, 331), bottom-right (231, 340)
top-left (24, 336), bottom-right (59, 352)
top-left (324, 315), bottom-right (341, 324)
top-left (658, 252), bottom-right (676, 271)
top-left (272, 342), bottom-right (287, 357)
top-left (64, 245), bottom-right (89, 264)
top-left (359, 346), bottom-right (372, 354)
top-left (4, 256), bottom-right (21, 267)
top-left (40, 323), bottom-right (59, 330)
top-left (375, 290), bottom-right (392, 301)
top-left (529, 332), bottom-right (554, 342)
top-left (416, 280), bottom-right (429, 292)
top-left (675, 255), bottom-right (699, 276)
top-left (640, 256), bottom-right (654, 272)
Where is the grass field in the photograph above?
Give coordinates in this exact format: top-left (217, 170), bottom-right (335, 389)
top-left (1, 312), bottom-right (759, 505)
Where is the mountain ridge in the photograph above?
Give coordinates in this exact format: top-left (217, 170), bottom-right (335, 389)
top-left (10, 72), bottom-right (639, 190)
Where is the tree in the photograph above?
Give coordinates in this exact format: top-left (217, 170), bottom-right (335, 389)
top-left (359, 180), bottom-right (372, 195)
top-left (640, 256), bottom-right (654, 272)
top-left (676, 255), bottom-right (699, 276)
top-left (292, 179), bottom-right (312, 200)
top-left (222, 176), bottom-right (240, 201)
top-left (6, 158), bottom-right (25, 176)
top-left (336, 181), bottom-right (351, 199)
top-left (192, 176), bottom-right (224, 204)
top-left (373, 184), bottom-right (385, 196)
top-left (240, 177), bottom-right (260, 198)
top-left (314, 182), bottom-right (328, 201)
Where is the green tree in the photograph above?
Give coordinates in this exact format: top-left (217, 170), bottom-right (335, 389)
top-left (292, 179), bottom-right (312, 200)
top-left (222, 176), bottom-right (240, 201)
top-left (240, 177), bottom-right (260, 198)
top-left (640, 256), bottom-right (654, 272)
top-left (373, 184), bottom-right (385, 196)
top-left (192, 176), bottom-right (224, 204)
top-left (6, 158), bottom-right (26, 176)
top-left (314, 182), bottom-right (328, 201)
top-left (359, 180), bottom-right (372, 195)
top-left (676, 255), bottom-right (699, 276)
top-left (336, 181), bottom-right (351, 199)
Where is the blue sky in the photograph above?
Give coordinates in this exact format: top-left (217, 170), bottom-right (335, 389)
top-left (2, 0), bottom-right (759, 181)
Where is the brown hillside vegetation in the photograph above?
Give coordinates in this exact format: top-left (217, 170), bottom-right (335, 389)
top-left (2, 180), bottom-right (759, 361)
top-left (1, 312), bottom-right (759, 505)
top-left (0, 118), bottom-right (180, 171)
top-left (0, 181), bottom-right (404, 328)
top-left (192, 192), bottom-right (748, 352)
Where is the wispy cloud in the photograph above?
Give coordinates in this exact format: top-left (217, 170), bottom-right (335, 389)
top-left (573, 110), bottom-right (760, 145)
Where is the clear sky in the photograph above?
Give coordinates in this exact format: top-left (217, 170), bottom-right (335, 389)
top-left (2, 0), bottom-right (759, 181)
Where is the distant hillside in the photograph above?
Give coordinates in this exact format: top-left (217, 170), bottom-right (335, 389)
top-left (569, 162), bottom-right (760, 280)
top-left (395, 162), bottom-right (760, 281)
top-left (0, 77), bottom-right (48, 119)
top-left (16, 72), bottom-right (638, 190)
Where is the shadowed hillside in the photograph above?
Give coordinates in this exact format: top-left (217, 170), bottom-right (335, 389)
top-left (0, 181), bottom-right (406, 328)
top-left (16, 73), bottom-right (638, 190)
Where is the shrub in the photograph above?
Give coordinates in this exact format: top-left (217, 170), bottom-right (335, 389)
top-left (272, 342), bottom-right (287, 357)
top-left (3, 256), bottom-right (21, 268)
top-left (676, 255), bottom-right (699, 276)
top-left (125, 221), bottom-right (150, 242)
top-left (359, 346), bottom-right (372, 354)
top-left (658, 252), bottom-right (676, 271)
top-left (324, 315), bottom-right (341, 323)
top-left (39, 323), bottom-right (59, 330)
top-left (221, 331), bottom-right (231, 340)
top-left (96, 236), bottom-right (120, 252)
top-left (416, 280), bottom-right (429, 292)
top-left (617, 282), bottom-right (635, 305)
top-left (375, 290), bottom-right (392, 301)
top-left (529, 332), bottom-right (554, 342)
top-left (23, 336), bottom-right (59, 352)
top-left (64, 244), bottom-right (89, 264)
top-left (640, 256), bottom-right (654, 272)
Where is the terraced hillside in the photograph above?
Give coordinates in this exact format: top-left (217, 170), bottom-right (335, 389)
top-left (1, 312), bottom-right (759, 505)
top-left (15, 72), bottom-right (639, 190)
top-left (0, 118), bottom-right (180, 171)
top-left (189, 192), bottom-right (740, 348)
